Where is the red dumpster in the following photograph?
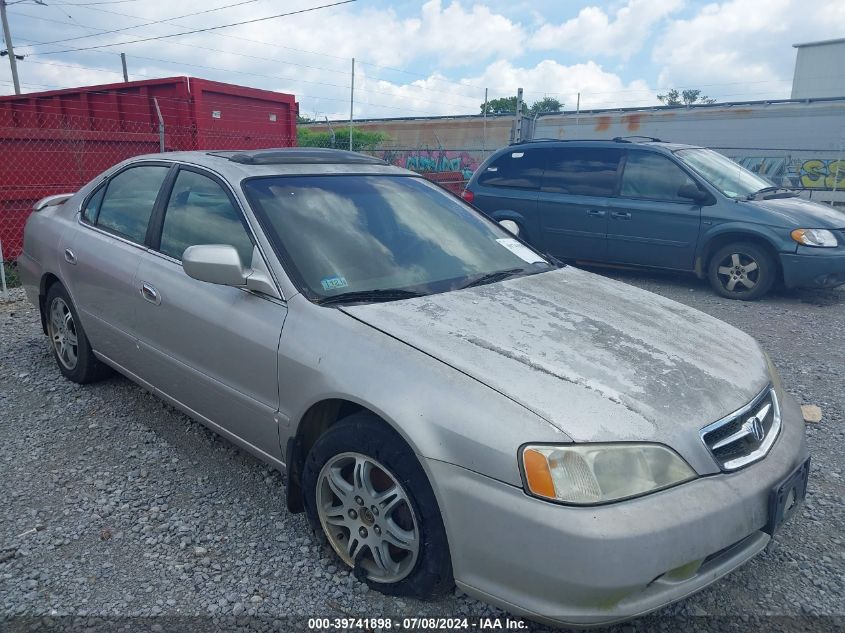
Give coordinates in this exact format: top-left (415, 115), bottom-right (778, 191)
top-left (0, 76), bottom-right (298, 260)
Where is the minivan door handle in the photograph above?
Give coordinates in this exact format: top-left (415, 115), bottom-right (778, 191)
top-left (64, 249), bottom-right (77, 265)
top-left (611, 211), bottom-right (632, 220)
top-left (140, 282), bottom-right (161, 306)
top-left (586, 209), bottom-right (606, 217)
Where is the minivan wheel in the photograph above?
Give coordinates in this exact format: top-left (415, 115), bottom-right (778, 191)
top-left (707, 242), bottom-right (776, 300)
top-left (45, 284), bottom-right (112, 383)
top-left (302, 413), bottom-right (453, 598)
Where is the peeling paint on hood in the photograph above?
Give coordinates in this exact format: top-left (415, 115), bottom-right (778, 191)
top-left (341, 267), bottom-right (770, 448)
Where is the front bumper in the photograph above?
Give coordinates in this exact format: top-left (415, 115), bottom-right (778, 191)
top-left (427, 393), bottom-right (808, 627)
top-left (780, 248), bottom-right (845, 288)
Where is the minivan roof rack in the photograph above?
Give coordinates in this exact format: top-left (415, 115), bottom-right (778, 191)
top-left (209, 148), bottom-right (387, 165)
top-left (612, 136), bottom-right (664, 143)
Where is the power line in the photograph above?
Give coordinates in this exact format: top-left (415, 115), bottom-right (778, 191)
top-left (34, 0), bottom-right (357, 55)
top-left (27, 0), bottom-right (266, 48)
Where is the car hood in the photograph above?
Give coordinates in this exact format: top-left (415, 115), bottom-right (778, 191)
top-left (746, 195), bottom-right (845, 228)
top-left (341, 267), bottom-right (770, 450)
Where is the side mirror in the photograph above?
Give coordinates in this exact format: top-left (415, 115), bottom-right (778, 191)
top-left (678, 183), bottom-right (709, 203)
top-left (182, 244), bottom-right (281, 299)
top-left (498, 219), bottom-right (520, 236)
top-left (182, 244), bottom-right (248, 287)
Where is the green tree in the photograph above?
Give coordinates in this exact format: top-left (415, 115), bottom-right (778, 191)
top-left (297, 127), bottom-right (387, 152)
top-left (529, 97), bottom-right (563, 115)
top-left (481, 96), bottom-right (518, 115)
top-left (480, 95), bottom-right (563, 115)
top-left (296, 114), bottom-right (314, 124)
top-left (657, 88), bottom-right (716, 106)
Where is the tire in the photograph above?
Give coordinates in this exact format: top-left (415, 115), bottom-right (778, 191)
top-left (707, 242), bottom-right (777, 301)
top-left (302, 413), bottom-right (453, 598)
top-left (45, 283), bottom-right (112, 384)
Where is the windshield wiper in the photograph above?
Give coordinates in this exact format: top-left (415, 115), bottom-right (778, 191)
top-left (747, 186), bottom-right (798, 200)
top-left (316, 288), bottom-right (425, 305)
top-left (459, 267), bottom-right (529, 290)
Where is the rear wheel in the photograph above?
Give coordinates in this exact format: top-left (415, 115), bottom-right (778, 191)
top-left (45, 283), bottom-right (112, 383)
top-left (707, 242), bottom-right (776, 300)
top-left (302, 414), bottom-right (452, 598)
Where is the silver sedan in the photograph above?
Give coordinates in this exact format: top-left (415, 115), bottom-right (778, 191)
top-left (18, 148), bottom-right (809, 626)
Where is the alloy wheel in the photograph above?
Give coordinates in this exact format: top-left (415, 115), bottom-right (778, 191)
top-left (716, 252), bottom-right (760, 293)
top-left (316, 452), bottom-right (420, 583)
top-left (48, 297), bottom-right (79, 370)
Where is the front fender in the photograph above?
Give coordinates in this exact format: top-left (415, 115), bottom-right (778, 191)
top-left (697, 221), bottom-right (795, 260)
top-left (277, 297), bottom-right (571, 489)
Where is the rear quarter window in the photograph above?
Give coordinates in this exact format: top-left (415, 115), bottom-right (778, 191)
top-left (477, 150), bottom-right (544, 189)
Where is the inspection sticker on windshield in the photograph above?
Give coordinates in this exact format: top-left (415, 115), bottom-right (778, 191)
top-left (496, 238), bottom-right (545, 264)
top-left (321, 276), bottom-right (348, 291)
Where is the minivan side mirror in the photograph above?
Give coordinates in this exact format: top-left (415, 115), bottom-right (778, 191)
top-left (677, 183), bottom-right (709, 203)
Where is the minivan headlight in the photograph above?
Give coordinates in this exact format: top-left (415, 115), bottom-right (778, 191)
top-left (521, 444), bottom-right (696, 505)
top-left (791, 228), bottom-right (838, 247)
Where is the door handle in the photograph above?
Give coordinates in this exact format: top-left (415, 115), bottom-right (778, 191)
top-left (611, 211), bottom-right (632, 220)
top-left (586, 209), bottom-right (607, 217)
top-left (64, 249), bottom-right (77, 265)
top-left (140, 282), bottom-right (161, 305)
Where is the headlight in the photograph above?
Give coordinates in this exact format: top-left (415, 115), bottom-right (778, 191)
top-left (521, 444), bottom-right (696, 505)
top-left (791, 228), bottom-right (838, 247)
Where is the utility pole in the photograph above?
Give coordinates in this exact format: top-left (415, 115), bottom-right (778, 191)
top-left (120, 52), bottom-right (128, 82)
top-left (349, 57), bottom-right (354, 151)
top-left (482, 87), bottom-right (488, 153)
top-left (1, 0), bottom-right (21, 95)
top-left (514, 87), bottom-right (524, 143)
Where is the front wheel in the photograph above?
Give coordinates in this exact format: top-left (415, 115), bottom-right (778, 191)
top-left (707, 242), bottom-right (777, 300)
top-left (302, 414), bottom-right (452, 598)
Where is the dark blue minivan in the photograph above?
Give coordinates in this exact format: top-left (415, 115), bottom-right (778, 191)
top-left (463, 139), bottom-right (845, 299)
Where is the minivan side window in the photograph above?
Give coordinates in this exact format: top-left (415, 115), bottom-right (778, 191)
top-left (541, 149), bottom-right (622, 197)
top-left (477, 150), bottom-right (544, 189)
top-left (95, 165), bottom-right (170, 243)
top-left (620, 152), bottom-right (698, 202)
top-left (158, 170), bottom-right (254, 264)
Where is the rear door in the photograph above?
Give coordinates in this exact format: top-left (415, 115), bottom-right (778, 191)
top-left (133, 166), bottom-right (286, 461)
top-left (470, 148), bottom-right (544, 246)
top-left (63, 163), bottom-right (172, 372)
top-left (607, 150), bottom-right (702, 270)
top-left (537, 147), bottom-right (621, 261)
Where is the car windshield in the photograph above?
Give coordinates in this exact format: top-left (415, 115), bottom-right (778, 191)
top-left (675, 148), bottom-right (774, 199)
top-left (243, 175), bottom-right (551, 302)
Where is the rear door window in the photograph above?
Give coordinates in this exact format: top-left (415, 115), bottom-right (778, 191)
top-left (620, 152), bottom-right (698, 201)
top-left (477, 150), bottom-right (544, 189)
top-left (95, 165), bottom-right (170, 244)
top-left (541, 148), bottom-right (622, 197)
top-left (158, 169), bottom-right (254, 264)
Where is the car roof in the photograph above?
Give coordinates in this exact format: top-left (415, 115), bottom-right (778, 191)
top-left (123, 148), bottom-right (413, 180)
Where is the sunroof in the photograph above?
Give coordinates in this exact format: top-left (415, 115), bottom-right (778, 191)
top-left (209, 148), bottom-right (387, 165)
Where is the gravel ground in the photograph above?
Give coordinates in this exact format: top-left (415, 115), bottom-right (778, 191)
top-left (1, 270), bottom-right (843, 633)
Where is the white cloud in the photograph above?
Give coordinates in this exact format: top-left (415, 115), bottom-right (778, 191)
top-left (532, 0), bottom-right (682, 59)
top-left (653, 0), bottom-right (845, 99)
top-left (465, 59), bottom-right (658, 111)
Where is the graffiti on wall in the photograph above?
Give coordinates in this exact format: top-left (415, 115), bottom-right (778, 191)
top-left (735, 155), bottom-right (845, 190)
top-left (378, 148), bottom-right (481, 180)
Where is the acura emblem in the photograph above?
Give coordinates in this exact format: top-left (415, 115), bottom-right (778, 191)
top-left (744, 414), bottom-right (765, 442)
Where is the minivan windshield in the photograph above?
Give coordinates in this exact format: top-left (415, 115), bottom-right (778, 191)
top-left (675, 148), bottom-right (773, 199)
top-left (243, 175), bottom-right (551, 302)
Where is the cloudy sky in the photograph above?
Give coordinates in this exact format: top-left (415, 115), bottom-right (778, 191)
top-left (1, 0), bottom-right (843, 119)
